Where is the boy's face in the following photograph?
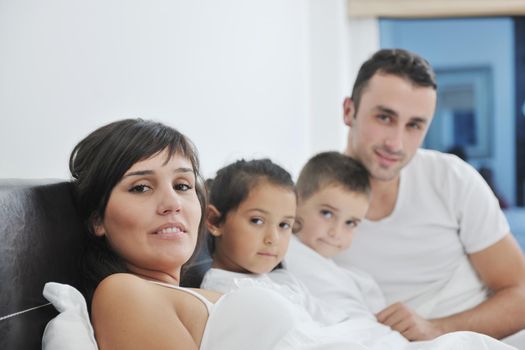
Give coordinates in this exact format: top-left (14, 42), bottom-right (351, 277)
top-left (295, 185), bottom-right (369, 258)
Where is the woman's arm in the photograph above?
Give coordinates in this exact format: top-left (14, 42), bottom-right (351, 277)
top-left (92, 273), bottom-right (199, 350)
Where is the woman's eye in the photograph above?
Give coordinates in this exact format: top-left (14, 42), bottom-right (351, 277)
top-left (129, 184), bottom-right (151, 193)
top-left (320, 210), bottom-right (333, 219)
top-left (174, 183), bottom-right (192, 192)
top-left (250, 218), bottom-right (263, 225)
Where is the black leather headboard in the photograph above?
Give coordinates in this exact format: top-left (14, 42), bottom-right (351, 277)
top-left (0, 180), bottom-right (84, 350)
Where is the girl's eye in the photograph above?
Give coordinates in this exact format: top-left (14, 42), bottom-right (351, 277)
top-left (320, 210), bottom-right (333, 219)
top-left (129, 184), bottom-right (151, 193)
top-left (174, 183), bottom-right (192, 192)
top-left (279, 222), bottom-right (292, 230)
top-left (250, 218), bottom-right (263, 225)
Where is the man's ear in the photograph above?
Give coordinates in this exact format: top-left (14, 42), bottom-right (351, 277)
top-left (343, 97), bottom-right (355, 127)
top-left (91, 215), bottom-right (106, 237)
top-left (206, 205), bottom-right (223, 237)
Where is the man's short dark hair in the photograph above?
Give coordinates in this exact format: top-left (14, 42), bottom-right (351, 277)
top-left (351, 48), bottom-right (437, 112)
top-left (296, 151), bottom-right (370, 201)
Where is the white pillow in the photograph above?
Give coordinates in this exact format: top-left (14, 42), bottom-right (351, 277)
top-left (42, 282), bottom-right (99, 350)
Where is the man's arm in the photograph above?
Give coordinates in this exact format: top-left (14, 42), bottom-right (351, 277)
top-left (377, 234), bottom-right (525, 340)
top-left (432, 233), bottom-right (525, 339)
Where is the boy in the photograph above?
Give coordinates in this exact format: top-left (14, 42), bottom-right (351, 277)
top-left (285, 151), bottom-right (385, 321)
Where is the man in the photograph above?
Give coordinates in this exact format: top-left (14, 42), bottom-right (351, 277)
top-left (335, 48), bottom-right (525, 341)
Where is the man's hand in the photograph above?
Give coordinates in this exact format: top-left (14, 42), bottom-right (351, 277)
top-left (376, 302), bottom-right (444, 341)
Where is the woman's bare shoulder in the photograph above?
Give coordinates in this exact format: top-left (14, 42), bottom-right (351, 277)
top-left (92, 273), bottom-right (199, 350)
top-left (95, 272), bottom-right (146, 293)
top-left (91, 273), bottom-right (159, 326)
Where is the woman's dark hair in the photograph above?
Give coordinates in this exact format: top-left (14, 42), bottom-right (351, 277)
top-left (206, 158), bottom-right (295, 254)
top-left (351, 48), bottom-right (437, 113)
top-left (69, 118), bottom-right (206, 303)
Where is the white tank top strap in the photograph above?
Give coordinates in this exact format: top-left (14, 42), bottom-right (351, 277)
top-left (148, 280), bottom-right (214, 314)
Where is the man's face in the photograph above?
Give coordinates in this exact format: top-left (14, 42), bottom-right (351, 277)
top-left (344, 73), bottom-right (436, 182)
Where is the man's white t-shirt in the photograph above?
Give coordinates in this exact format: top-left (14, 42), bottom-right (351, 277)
top-left (334, 149), bottom-right (510, 318)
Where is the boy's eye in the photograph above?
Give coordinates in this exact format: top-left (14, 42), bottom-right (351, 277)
top-left (345, 220), bottom-right (358, 228)
top-left (174, 183), bottom-right (192, 192)
top-left (250, 218), bottom-right (263, 225)
top-left (320, 210), bottom-right (333, 219)
top-left (129, 184), bottom-right (151, 193)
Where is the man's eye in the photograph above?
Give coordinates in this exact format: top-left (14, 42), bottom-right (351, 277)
top-left (174, 183), bottom-right (192, 192)
top-left (320, 210), bottom-right (333, 218)
top-left (407, 122), bottom-right (422, 130)
top-left (250, 218), bottom-right (263, 225)
top-left (129, 184), bottom-right (151, 193)
top-left (377, 114), bottom-right (391, 123)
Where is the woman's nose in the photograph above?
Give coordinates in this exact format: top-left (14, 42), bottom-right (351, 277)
top-left (157, 188), bottom-right (182, 215)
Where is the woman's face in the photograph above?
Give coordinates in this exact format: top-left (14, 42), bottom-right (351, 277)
top-left (94, 149), bottom-right (202, 284)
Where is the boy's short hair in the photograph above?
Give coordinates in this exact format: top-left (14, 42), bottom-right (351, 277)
top-left (296, 152), bottom-right (370, 201)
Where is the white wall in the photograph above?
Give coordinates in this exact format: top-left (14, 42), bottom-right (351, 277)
top-left (307, 2), bottom-right (379, 155)
top-left (0, 0), bottom-right (378, 181)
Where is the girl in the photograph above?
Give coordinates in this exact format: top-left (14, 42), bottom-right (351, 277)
top-left (204, 159), bottom-right (296, 276)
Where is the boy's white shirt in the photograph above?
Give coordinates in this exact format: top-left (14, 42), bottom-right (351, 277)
top-left (201, 266), bottom-right (351, 325)
top-left (284, 235), bottom-right (386, 321)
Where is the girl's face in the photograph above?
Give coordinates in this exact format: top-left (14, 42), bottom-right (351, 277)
top-left (211, 181), bottom-right (296, 274)
top-left (94, 149), bottom-right (202, 284)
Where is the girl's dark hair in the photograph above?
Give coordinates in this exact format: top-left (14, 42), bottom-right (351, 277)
top-left (206, 158), bottom-right (295, 254)
top-left (351, 48), bottom-right (437, 112)
top-left (69, 118), bottom-right (206, 303)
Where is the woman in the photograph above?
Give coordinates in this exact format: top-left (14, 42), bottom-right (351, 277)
top-left (70, 119), bottom-right (516, 350)
top-left (71, 118), bottom-right (220, 349)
